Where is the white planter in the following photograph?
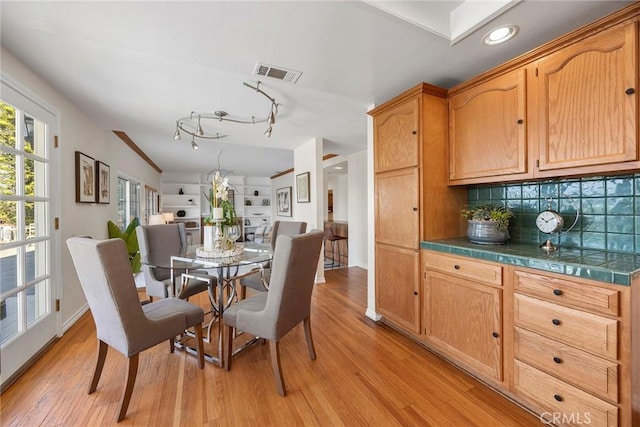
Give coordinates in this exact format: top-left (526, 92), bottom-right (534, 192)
top-left (203, 225), bottom-right (215, 251)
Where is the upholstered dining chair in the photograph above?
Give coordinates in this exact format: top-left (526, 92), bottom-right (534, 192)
top-left (66, 237), bottom-right (205, 422)
top-left (223, 230), bottom-right (324, 396)
top-left (238, 220), bottom-right (307, 296)
top-left (136, 223), bottom-right (210, 300)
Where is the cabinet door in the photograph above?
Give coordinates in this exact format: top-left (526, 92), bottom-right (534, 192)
top-left (374, 96), bottom-right (420, 173)
top-left (375, 168), bottom-right (420, 249)
top-left (375, 244), bottom-right (420, 334)
top-left (425, 270), bottom-right (503, 381)
top-left (536, 22), bottom-right (638, 174)
top-left (449, 68), bottom-right (528, 184)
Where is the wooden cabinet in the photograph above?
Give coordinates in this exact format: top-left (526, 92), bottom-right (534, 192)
top-left (449, 68), bottom-right (528, 183)
top-left (512, 269), bottom-right (631, 426)
top-left (424, 268), bottom-right (503, 382)
top-left (369, 83), bottom-right (467, 334)
top-left (534, 21), bottom-right (638, 177)
top-left (448, 17), bottom-right (639, 185)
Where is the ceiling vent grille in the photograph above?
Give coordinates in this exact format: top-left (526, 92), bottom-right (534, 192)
top-left (253, 63), bottom-right (302, 84)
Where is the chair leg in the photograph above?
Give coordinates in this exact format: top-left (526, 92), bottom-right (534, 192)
top-left (117, 354), bottom-right (139, 422)
top-left (224, 324), bottom-right (233, 371)
top-left (88, 340), bottom-right (108, 394)
top-left (303, 317), bottom-right (316, 361)
top-left (269, 340), bottom-right (286, 397)
top-left (194, 323), bottom-right (205, 369)
top-left (169, 338), bottom-right (175, 353)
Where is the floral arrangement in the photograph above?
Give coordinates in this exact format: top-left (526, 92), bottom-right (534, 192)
top-left (460, 203), bottom-right (515, 232)
top-left (203, 170), bottom-right (236, 227)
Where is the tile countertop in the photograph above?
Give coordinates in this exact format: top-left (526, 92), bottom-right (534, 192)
top-left (421, 238), bottom-right (640, 286)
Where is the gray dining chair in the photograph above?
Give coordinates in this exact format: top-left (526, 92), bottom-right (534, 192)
top-left (223, 229), bottom-right (324, 396)
top-left (136, 223), bottom-right (211, 300)
top-left (238, 220), bottom-right (307, 296)
top-left (66, 237), bottom-right (205, 422)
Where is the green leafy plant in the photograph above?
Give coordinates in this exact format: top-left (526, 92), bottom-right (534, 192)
top-left (461, 204), bottom-right (515, 232)
top-left (107, 217), bottom-right (141, 273)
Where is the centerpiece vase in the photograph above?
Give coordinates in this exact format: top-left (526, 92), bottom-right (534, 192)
top-left (203, 225), bottom-right (215, 251)
top-left (212, 207), bottom-right (224, 220)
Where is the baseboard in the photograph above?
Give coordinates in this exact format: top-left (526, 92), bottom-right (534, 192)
top-left (365, 308), bottom-right (382, 321)
top-left (63, 304), bottom-right (89, 333)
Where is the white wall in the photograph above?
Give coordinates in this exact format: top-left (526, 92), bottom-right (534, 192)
top-left (346, 150), bottom-right (368, 269)
top-left (1, 48), bottom-right (162, 330)
top-left (326, 174), bottom-right (348, 221)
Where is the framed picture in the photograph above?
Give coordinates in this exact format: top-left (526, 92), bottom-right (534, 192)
top-left (276, 186), bottom-right (292, 217)
top-left (75, 151), bottom-right (95, 203)
top-left (296, 171), bottom-right (310, 203)
top-left (95, 161), bottom-right (110, 204)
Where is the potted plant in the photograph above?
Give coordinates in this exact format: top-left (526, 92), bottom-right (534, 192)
top-left (461, 204), bottom-right (515, 245)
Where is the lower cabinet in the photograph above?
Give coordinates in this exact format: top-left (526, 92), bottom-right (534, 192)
top-left (414, 249), bottom-right (637, 426)
top-left (424, 270), bottom-right (503, 382)
top-left (375, 244), bottom-right (420, 334)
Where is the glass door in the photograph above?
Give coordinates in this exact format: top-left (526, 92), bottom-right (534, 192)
top-left (1, 77), bottom-right (59, 388)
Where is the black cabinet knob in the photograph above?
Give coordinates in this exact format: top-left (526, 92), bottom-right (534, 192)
top-left (517, 119), bottom-right (524, 124)
top-left (553, 289), bottom-right (563, 296)
top-left (553, 356), bottom-right (563, 364)
top-left (552, 318), bottom-right (561, 326)
top-left (492, 332), bottom-right (499, 338)
top-left (413, 291), bottom-right (418, 296)
top-left (412, 130), bottom-right (417, 135)
top-left (454, 265), bottom-right (460, 270)
top-left (553, 394), bottom-right (563, 402)
top-left (626, 88), bottom-right (635, 95)
top-left (412, 207), bottom-right (418, 211)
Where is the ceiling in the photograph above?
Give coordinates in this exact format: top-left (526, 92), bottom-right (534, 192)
top-left (1, 1), bottom-right (633, 177)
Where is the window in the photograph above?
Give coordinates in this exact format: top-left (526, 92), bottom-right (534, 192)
top-left (116, 176), bottom-right (140, 232)
top-left (144, 185), bottom-right (158, 224)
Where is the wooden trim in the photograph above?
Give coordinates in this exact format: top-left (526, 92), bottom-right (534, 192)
top-left (368, 82), bottom-right (447, 117)
top-left (270, 154), bottom-right (338, 180)
top-left (448, 2), bottom-right (640, 96)
top-left (144, 184), bottom-right (158, 192)
top-left (112, 131), bottom-right (162, 174)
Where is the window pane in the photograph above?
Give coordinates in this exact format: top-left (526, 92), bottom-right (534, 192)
top-left (27, 279), bottom-right (49, 326)
top-left (26, 240), bottom-right (47, 283)
top-left (24, 115), bottom-right (46, 158)
top-left (117, 177), bottom-right (126, 230)
top-left (24, 158), bottom-right (47, 198)
top-left (0, 201), bottom-right (17, 243)
top-left (25, 201), bottom-right (48, 240)
top-left (0, 103), bottom-right (16, 149)
top-left (0, 151), bottom-right (16, 195)
top-left (1, 295), bottom-right (18, 344)
top-left (0, 245), bottom-right (18, 290)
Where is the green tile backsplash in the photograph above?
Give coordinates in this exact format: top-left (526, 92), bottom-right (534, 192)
top-left (467, 174), bottom-right (639, 254)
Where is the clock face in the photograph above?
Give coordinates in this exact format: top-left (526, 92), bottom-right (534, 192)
top-left (536, 210), bottom-right (564, 234)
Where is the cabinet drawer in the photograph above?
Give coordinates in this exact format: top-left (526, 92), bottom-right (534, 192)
top-left (514, 294), bottom-right (618, 360)
top-left (514, 360), bottom-right (618, 427)
top-left (424, 251), bottom-right (502, 286)
top-left (514, 327), bottom-right (618, 402)
top-left (514, 271), bottom-right (619, 317)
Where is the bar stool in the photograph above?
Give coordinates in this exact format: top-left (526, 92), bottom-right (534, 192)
top-left (324, 223), bottom-right (347, 268)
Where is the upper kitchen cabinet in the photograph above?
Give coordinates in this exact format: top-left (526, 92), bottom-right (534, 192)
top-left (447, 8), bottom-right (640, 185)
top-left (373, 96), bottom-right (420, 173)
top-left (534, 21), bottom-right (638, 177)
top-left (449, 68), bottom-right (529, 184)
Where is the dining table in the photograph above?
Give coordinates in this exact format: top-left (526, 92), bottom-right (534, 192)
top-left (147, 241), bottom-right (273, 367)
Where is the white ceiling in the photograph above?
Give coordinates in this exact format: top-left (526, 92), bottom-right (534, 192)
top-left (1, 1), bottom-right (632, 177)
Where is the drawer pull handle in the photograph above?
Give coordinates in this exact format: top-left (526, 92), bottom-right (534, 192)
top-left (553, 394), bottom-right (563, 402)
top-left (454, 265), bottom-right (460, 270)
top-left (492, 332), bottom-right (499, 338)
top-left (553, 357), bottom-right (563, 364)
top-left (552, 319), bottom-right (561, 326)
top-left (553, 289), bottom-right (562, 296)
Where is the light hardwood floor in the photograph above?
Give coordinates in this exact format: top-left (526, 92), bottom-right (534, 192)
top-left (1, 267), bottom-right (540, 426)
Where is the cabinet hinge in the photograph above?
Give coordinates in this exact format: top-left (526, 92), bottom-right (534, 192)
top-left (55, 299), bottom-right (60, 312)
top-left (535, 68), bottom-right (538, 77)
top-left (54, 217), bottom-right (59, 230)
top-left (54, 135), bottom-right (59, 148)
top-left (536, 159), bottom-right (540, 168)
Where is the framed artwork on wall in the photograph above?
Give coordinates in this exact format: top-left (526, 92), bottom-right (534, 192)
top-left (296, 172), bottom-right (310, 203)
top-left (276, 186), bottom-right (292, 217)
top-left (96, 161), bottom-right (110, 204)
top-left (75, 151), bottom-right (95, 203)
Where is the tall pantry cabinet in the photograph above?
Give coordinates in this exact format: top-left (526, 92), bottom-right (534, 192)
top-left (368, 83), bottom-right (467, 334)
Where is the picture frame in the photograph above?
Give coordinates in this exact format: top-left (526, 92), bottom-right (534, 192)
top-left (276, 186), bottom-right (292, 217)
top-left (296, 171), bottom-right (310, 203)
top-left (75, 151), bottom-right (95, 203)
top-left (95, 161), bottom-right (110, 204)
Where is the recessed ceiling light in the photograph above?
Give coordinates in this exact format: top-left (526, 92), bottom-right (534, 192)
top-left (482, 25), bottom-right (519, 46)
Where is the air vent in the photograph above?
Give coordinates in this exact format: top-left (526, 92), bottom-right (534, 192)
top-left (253, 63), bottom-right (302, 84)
